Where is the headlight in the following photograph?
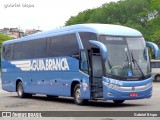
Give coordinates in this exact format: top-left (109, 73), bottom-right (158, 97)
top-left (103, 81), bottom-right (120, 89)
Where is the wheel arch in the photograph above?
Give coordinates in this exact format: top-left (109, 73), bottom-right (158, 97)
top-left (71, 80), bottom-right (80, 97)
top-left (16, 78), bottom-right (23, 92)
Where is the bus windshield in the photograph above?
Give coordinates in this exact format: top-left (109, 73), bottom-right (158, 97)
top-left (100, 36), bottom-right (150, 79)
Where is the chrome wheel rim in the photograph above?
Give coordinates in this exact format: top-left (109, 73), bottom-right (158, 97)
top-left (75, 88), bottom-right (81, 103)
top-left (18, 84), bottom-right (23, 96)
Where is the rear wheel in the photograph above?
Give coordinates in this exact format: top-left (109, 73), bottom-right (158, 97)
top-left (17, 82), bottom-right (32, 98)
top-left (74, 84), bottom-right (87, 105)
top-left (17, 82), bottom-right (26, 98)
top-left (113, 100), bottom-right (125, 104)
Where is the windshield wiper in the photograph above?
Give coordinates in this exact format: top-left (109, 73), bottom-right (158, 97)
top-left (123, 52), bottom-right (130, 69)
top-left (131, 52), bottom-right (145, 79)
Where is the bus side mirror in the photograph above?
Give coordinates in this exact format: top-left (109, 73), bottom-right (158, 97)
top-left (89, 40), bottom-right (107, 60)
top-left (146, 41), bottom-right (159, 59)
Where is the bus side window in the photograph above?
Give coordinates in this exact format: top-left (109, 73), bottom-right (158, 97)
top-left (80, 51), bottom-right (89, 74)
top-left (2, 44), bottom-right (13, 60)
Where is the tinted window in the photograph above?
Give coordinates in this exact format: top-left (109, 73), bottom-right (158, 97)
top-left (151, 61), bottom-right (160, 68)
top-left (13, 42), bottom-right (22, 60)
top-left (2, 44), bottom-right (13, 60)
top-left (13, 38), bottom-right (47, 60)
top-left (49, 33), bottom-right (79, 57)
top-left (79, 32), bottom-right (98, 50)
top-left (80, 51), bottom-right (89, 74)
top-left (4, 33), bottom-right (78, 60)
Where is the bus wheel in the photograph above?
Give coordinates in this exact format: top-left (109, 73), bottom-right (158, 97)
top-left (17, 82), bottom-right (26, 98)
top-left (155, 75), bottom-right (160, 82)
top-left (74, 84), bottom-right (86, 105)
top-left (113, 100), bottom-right (125, 104)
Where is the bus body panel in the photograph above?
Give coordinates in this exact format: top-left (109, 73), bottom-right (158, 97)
top-left (2, 57), bottom-right (83, 97)
top-left (80, 76), bottom-right (91, 99)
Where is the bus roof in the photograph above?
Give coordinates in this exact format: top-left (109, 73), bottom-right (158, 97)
top-left (3, 24), bottom-right (143, 45)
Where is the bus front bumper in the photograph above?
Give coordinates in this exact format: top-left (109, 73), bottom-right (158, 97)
top-left (103, 81), bottom-right (152, 100)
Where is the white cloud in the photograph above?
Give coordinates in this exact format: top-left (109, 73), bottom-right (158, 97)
top-left (0, 0), bottom-right (119, 31)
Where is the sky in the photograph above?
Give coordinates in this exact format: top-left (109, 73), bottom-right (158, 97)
top-left (0, 0), bottom-right (119, 31)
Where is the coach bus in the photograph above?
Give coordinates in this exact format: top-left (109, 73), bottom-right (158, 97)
top-left (146, 42), bottom-right (160, 82)
top-left (150, 59), bottom-right (160, 82)
top-left (1, 24), bottom-right (159, 105)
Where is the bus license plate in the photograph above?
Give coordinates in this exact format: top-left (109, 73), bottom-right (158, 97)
top-left (129, 93), bottom-right (138, 97)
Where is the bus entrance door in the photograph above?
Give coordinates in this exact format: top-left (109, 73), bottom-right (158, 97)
top-left (90, 48), bottom-right (103, 99)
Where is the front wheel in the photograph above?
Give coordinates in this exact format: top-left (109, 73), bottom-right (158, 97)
top-left (154, 75), bottom-right (160, 82)
top-left (113, 100), bottom-right (125, 104)
top-left (74, 84), bottom-right (87, 105)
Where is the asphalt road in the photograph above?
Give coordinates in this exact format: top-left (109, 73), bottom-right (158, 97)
top-left (0, 82), bottom-right (159, 111)
top-left (0, 81), bottom-right (160, 120)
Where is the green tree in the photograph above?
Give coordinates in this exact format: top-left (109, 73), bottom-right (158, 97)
top-left (65, 0), bottom-right (160, 43)
top-left (0, 34), bottom-right (12, 65)
top-left (0, 34), bottom-right (12, 49)
top-left (66, 9), bottom-right (96, 25)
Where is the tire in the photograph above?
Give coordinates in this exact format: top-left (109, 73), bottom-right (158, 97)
top-left (113, 100), bottom-right (125, 104)
top-left (154, 75), bottom-right (160, 82)
top-left (17, 82), bottom-right (27, 98)
top-left (73, 84), bottom-right (86, 105)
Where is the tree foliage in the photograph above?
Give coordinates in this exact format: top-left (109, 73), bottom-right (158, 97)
top-left (65, 0), bottom-right (160, 44)
top-left (0, 34), bottom-right (12, 49)
top-left (0, 34), bottom-right (12, 67)
top-left (0, 33), bottom-right (12, 55)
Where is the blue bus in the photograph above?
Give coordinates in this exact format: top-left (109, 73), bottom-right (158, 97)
top-left (1, 24), bottom-right (159, 105)
top-left (146, 42), bottom-right (160, 82)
